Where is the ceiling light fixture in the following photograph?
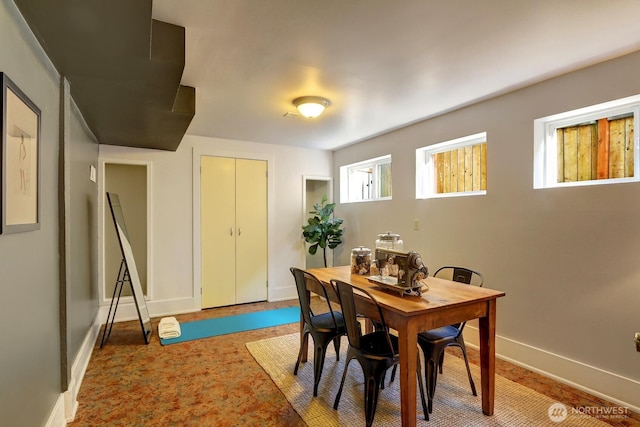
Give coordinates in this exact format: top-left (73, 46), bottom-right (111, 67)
top-left (293, 96), bottom-right (330, 118)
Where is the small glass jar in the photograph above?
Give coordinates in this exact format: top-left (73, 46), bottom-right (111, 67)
top-left (375, 232), bottom-right (404, 251)
top-left (350, 246), bottom-right (371, 275)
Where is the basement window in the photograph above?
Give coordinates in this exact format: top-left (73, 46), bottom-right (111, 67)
top-left (416, 132), bottom-right (487, 199)
top-left (534, 95), bottom-right (640, 189)
top-left (340, 155), bottom-right (392, 203)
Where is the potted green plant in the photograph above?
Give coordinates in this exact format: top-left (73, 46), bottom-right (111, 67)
top-left (302, 195), bottom-right (344, 267)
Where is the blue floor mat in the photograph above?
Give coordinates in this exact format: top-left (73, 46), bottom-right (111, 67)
top-left (160, 306), bottom-right (300, 345)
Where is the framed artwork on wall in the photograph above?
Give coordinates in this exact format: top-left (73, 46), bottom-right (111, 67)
top-left (1, 73), bottom-right (41, 234)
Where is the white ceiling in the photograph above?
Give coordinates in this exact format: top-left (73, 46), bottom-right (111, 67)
top-left (152, 0), bottom-right (640, 151)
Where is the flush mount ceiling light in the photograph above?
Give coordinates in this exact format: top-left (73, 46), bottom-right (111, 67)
top-left (293, 96), bottom-right (330, 118)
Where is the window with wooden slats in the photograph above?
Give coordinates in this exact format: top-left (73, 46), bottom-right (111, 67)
top-left (534, 95), bottom-right (640, 189)
top-left (416, 132), bottom-right (487, 199)
top-left (556, 116), bottom-right (634, 183)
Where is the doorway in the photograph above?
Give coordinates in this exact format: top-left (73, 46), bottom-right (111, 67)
top-left (101, 161), bottom-right (151, 303)
top-left (303, 176), bottom-right (333, 269)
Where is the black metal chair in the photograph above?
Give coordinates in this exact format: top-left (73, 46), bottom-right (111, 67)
top-left (331, 279), bottom-right (428, 426)
top-left (290, 267), bottom-right (346, 397)
top-left (418, 266), bottom-right (484, 413)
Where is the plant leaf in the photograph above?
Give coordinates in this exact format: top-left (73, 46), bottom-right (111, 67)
top-left (301, 194), bottom-right (343, 255)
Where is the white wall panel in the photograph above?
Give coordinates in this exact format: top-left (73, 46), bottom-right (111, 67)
top-left (99, 135), bottom-right (332, 314)
top-left (333, 50), bottom-right (640, 410)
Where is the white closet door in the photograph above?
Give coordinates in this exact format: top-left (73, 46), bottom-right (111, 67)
top-left (200, 156), bottom-right (268, 308)
top-left (201, 156), bottom-right (236, 308)
top-left (235, 158), bottom-right (268, 303)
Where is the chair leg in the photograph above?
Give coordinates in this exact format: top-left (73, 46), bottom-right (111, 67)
top-left (363, 375), bottom-right (384, 427)
top-left (313, 343), bottom-right (328, 397)
top-left (389, 364), bottom-right (397, 383)
top-left (294, 331), bottom-right (309, 375)
top-left (333, 356), bottom-right (354, 410)
top-left (425, 356), bottom-right (439, 414)
top-left (459, 345), bottom-right (477, 396)
top-left (438, 351), bottom-right (445, 374)
top-left (333, 335), bottom-right (342, 361)
top-left (416, 354), bottom-right (429, 421)
top-left (387, 356), bottom-right (428, 420)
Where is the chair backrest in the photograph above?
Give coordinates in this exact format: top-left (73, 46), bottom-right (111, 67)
top-left (433, 266), bottom-right (484, 332)
top-left (332, 279), bottom-right (394, 355)
top-left (290, 267), bottom-right (340, 328)
top-left (433, 266), bottom-right (484, 287)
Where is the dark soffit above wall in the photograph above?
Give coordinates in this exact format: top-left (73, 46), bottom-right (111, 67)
top-left (14, 0), bottom-right (195, 151)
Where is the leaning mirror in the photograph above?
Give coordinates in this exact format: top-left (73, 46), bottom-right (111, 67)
top-left (101, 192), bottom-right (152, 346)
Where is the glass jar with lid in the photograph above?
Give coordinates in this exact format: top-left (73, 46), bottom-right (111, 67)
top-left (350, 246), bottom-right (371, 275)
top-left (375, 232), bottom-right (404, 250)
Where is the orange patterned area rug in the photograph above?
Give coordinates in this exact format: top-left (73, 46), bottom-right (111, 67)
top-left (247, 334), bottom-right (610, 427)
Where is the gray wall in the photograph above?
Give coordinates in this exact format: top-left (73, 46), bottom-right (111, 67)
top-left (0, 1), bottom-right (99, 425)
top-left (334, 50), bottom-right (640, 407)
top-left (66, 98), bottom-right (99, 383)
top-left (0, 2), bottom-right (62, 425)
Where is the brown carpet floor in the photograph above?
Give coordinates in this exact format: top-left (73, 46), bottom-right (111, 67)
top-left (69, 298), bottom-right (639, 426)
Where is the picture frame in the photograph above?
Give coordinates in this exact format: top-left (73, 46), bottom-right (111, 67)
top-left (1, 73), bottom-right (41, 234)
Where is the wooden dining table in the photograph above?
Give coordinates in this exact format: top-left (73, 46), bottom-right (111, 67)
top-left (304, 265), bottom-right (505, 427)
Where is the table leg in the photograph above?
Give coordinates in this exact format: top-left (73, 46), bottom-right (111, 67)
top-left (478, 299), bottom-right (497, 416)
top-left (398, 321), bottom-right (418, 427)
